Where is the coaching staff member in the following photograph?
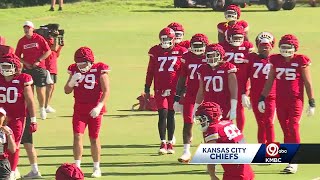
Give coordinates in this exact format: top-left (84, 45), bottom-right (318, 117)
top-left (15, 21), bottom-right (52, 120)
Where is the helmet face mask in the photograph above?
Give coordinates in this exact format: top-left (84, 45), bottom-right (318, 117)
top-left (195, 114), bottom-right (211, 132)
top-left (206, 51), bottom-right (221, 67)
top-left (174, 31), bottom-right (184, 44)
top-left (280, 44), bottom-right (295, 57)
top-left (160, 36), bottom-right (174, 49)
top-left (191, 42), bottom-right (206, 55)
top-left (76, 61), bottom-right (92, 73)
top-left (225, 10), bottom-right (237, 21)
top-left (230, 34), bottom-right (244, 46)
top-left (0, 62), bottom-right (15, 76)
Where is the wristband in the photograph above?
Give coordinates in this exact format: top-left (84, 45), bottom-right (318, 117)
top-left (258, 95), bottom-right (266, 102)
top-left (309, 98), bottom-right (315, 107)
top-left (96, 102), bottom-right (104, 109)
top-left (174, 95), bottom-right (181, 102)
top-left (30, 117), bottom-right (37, 123)
top-left (231, 99), bottom-right (238, 111)
top-left (144, 84), bottom-right (150, 94)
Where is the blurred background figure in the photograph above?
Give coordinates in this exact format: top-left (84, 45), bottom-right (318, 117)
top-left (50, 0), bottom-right (63, 11)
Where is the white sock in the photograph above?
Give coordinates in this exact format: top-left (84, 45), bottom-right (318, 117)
top-left (168, 140), bottom-right (173, 144)
top-left (93, 162), bottom-right (100, 170)
top-left (161, 140), bottom-right (166, 143)
top-left (75, 160), bottom-right (81, 168)
top-left (184, 144), bottom-right (191, 154)
top-left (31, 163), bottom-right (39, 173)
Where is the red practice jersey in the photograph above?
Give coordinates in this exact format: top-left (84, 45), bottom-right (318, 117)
top-left (180, 52), bottom-right (207, 102)
top-left (217, 20), bottom-right (249, 38)
top-left (177, 40), bottom-right (191, 49)
top-left (270, 54), bottom-right (311, 100)
top-left (0, 126), bottom-right (14, 160)
top-left (220, 41), bottom-right (253, 94)
top-left (197, 62), bottom-right (237, 117)
top-left (247, 53), bottom-right (276, 99)
top-left (146, 45), bottom-right (188, 91)
top-left (15, 33), bottom-right (51, 69)
top-left (205, 120), bottom-right (254, 179)
top-left (0, 73), bottom-right (33, 118)
top-left (67, 62), bottom-right (110, 105)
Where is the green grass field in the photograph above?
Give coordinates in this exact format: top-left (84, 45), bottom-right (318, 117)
top-left (1, 0), bottom-right (320, 179)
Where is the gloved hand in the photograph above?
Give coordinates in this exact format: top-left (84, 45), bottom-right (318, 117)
top-left (90, 102), bottom-right (104, 118)
top-left (29, 117), bottom-right (37, 133)
top-left (258, 96), bottom-right (266, 113)
top-left (68, 73), bottom-right (82, 87)
top-left (173, 95), bottom-right (183, 113)
top-left (173, 102), bottom-right (183, 113)
top-left (306, 98), bottom-right (316, 117)
top-left (241, 94), bottom-right (251, 109)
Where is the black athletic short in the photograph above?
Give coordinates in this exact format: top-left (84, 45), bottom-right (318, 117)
top-left (23, 67), bottom-right (47, 87)
top-left (21, 116), bottom-right (33, 144)
top-left (0, 159), bottom-right (11, 180)
top-left (50, 74), bottom-right (57, 84)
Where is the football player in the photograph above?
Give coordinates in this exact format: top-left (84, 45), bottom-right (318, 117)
top-left (195, 102), bottom-right (255, 180)
top-left (220, 24), bottom-right (254, 132)
top-left (0, 53), bottom-right (37, 179)
top-left (245, 32), bottom-right (276, 143)
top-left (167, 22), bottom-right (190, 49)
top-left (259, 34), bottom-right (315, 174)
top-left (217, 5), bottom-right (249, 43)
top-left (174, 33), bottom-right (209, 163)
top-left (195, 44), bottom-right (238, 122)
top-left (0, 107), bottom-right (16, 180)
top-left (144, 27), bottom-right (188, 155)
top-left (64, 47), bottom-right (110, 178)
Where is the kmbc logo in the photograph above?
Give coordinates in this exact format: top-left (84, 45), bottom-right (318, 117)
top-left (266, 142), bottom-right (281, 157)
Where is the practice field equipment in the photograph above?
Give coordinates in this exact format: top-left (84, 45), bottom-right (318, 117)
top-left (132, 93), bottom-right (158, 111)
top-left (55, 163), bottom-right (84, 180)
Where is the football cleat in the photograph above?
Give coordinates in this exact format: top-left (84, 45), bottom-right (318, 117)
top-left (158, 142), bottom-right (167, 155)
top-left (46, 106), bottom-right (56, 113)
top-left (172, 136), bottom-right (176, 145)
top-left (282, 164), bottom-right (298, 174)
top-left (178, 152), bottom-right (191, 163)
top-left (40, 107), bottom-right (47, 120)
top-left (167, 143), bottom-right (175, 154)
top-left (91, 168), bottom-right (102, 178)
top-left (23, 170), bottom-right (42, 179)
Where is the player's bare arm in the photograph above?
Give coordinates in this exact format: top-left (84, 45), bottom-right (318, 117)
top-left (1, 126), bottom-right (16, 153)
top-left (228, 73), bottom-right (238, 100)
top-left (206, 139), bottom-right (219, 180)
top-left (99, 72), bottom-right (110, 104)
top-left (144, 56), bottom-right (155, 95)
top-left (64, 75), bottom-right (74, 94)
top-left (24, 84), bottom-right (36, 118)
top-left (261, 66), bottom-right (276, 98)
top-left (218, 32), bottom-right (225, 43)
top-left (301, 65), bottom-right (314, 103)
top-left (195, 78), bottom-right (204, 104)
top-left (176, 76), bottom-right (186, 97)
